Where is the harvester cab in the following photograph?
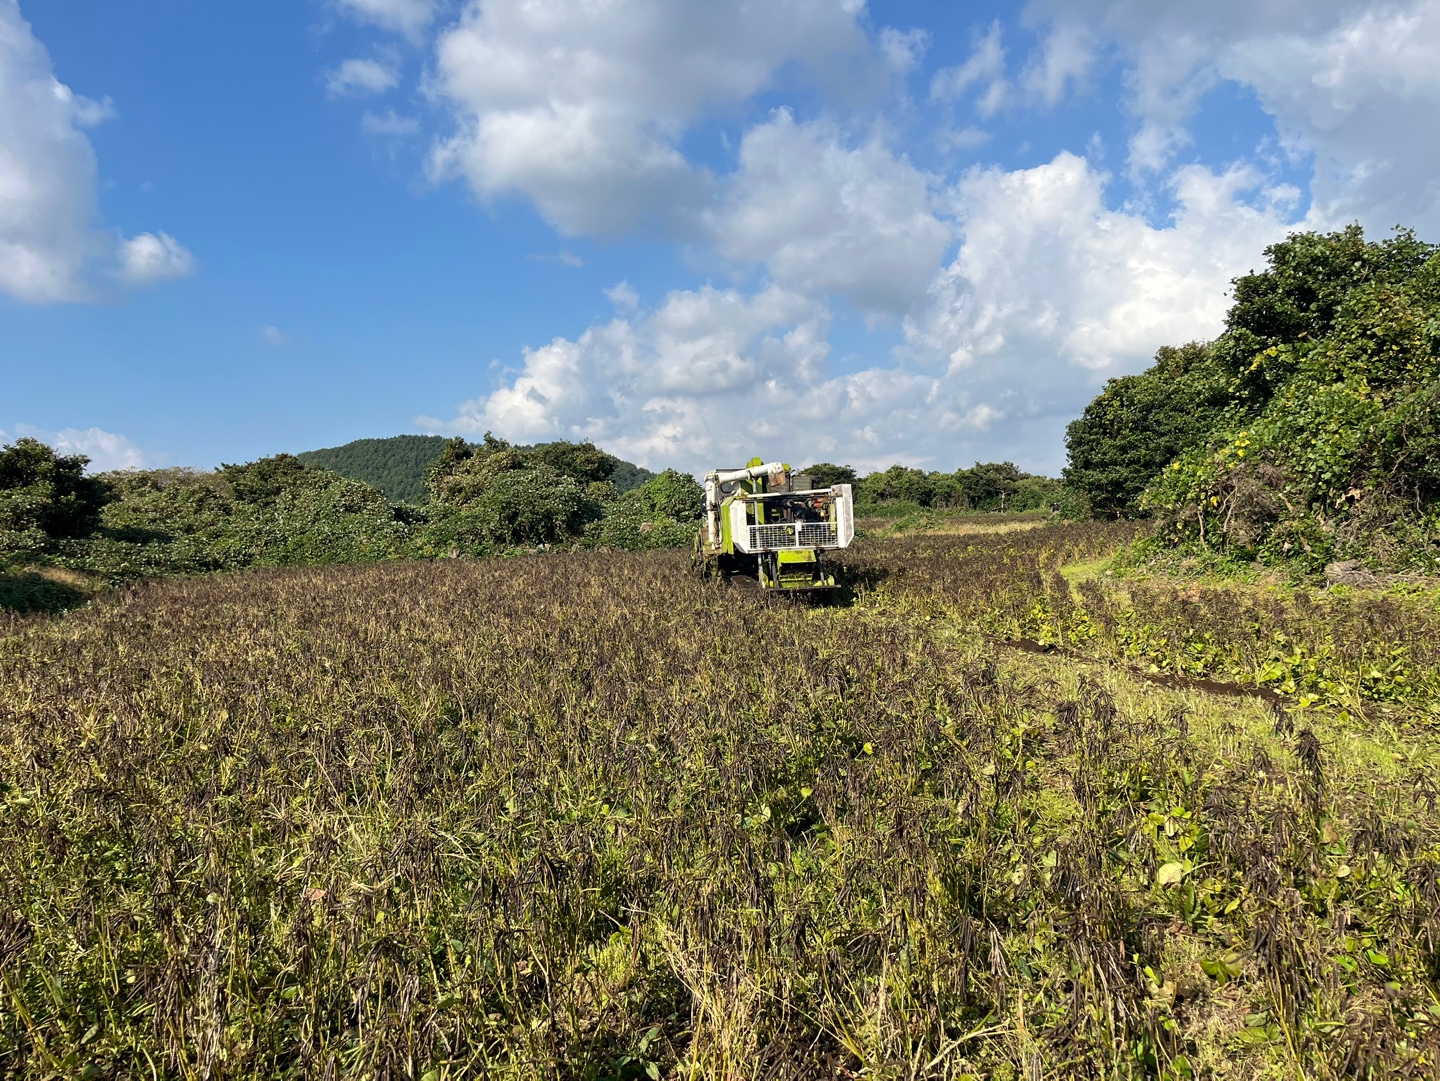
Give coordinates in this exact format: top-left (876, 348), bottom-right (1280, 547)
top-left (694, 458), bottom-right (855, 591)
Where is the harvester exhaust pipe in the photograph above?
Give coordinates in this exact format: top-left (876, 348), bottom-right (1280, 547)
top-left (710, 462), bottom-right (787, 484)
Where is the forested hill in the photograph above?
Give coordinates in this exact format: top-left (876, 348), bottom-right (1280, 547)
top-left (297, 434), bottom-right (657, 503)
top-left (297, 436), bottom-right (447, 503)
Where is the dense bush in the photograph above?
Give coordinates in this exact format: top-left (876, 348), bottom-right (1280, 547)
top-left (425, 437), bottom-right (701, 555)
top-left (1064, 225), bottom-right (1440, 571)
top-left (428, 466), bottom-right (591, 550)
top-left (56, 457), bottom-right (414, 581)
top-left (421, 435), bottom-right (602, 552)
top-left (528, 439), bottom-right (621, 486)
top-left (800, 462), bottom-right (858, 486)
top-left (0, 434), bottom-right (698, 590)
top-left (857, 465), bottom-right (935, 506)
top-left (581, 469), bottom-right (703, 551)
top-left (0, 438), bottom-right (110, 556)
top-left (425, 434), bottom-right (617, 500)
top-left (631, 468), bottom-right (704, 521)
top-left (1063, 343), bottom-right (1230, 517)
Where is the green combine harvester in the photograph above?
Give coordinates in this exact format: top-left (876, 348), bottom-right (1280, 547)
top-left (693, 458), bottom-right (855, 591)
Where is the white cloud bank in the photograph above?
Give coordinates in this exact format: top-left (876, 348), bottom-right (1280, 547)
top-left (908, 155), bottom-right (1298, 375)
top-left (4, 424), bottom-right (150, 472)
top-left (0, 0), bottom-right (105, 302)
top-left (0, 0), bottom-right (193, 303)
top-left (712, 111), bottom-right (950, 316)
top-left (420, 283), bottom-right (944, 472)
top-left (424, 153), bottom-right (1300, 474)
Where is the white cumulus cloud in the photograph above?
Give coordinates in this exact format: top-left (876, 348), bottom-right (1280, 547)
top-left (0, 0), bottom-right (106, 302)
top-left (417, 1), bottom-right (1439, 472)
top-left (421, 278), bottom-right (1049, 473)
top-left (426, 0), bottom-right (871, 236)
top-left (433, 151), bottom-right (1304, 474)
top-left (421, 284), bottom-right (839, 469)
top-left (0, 1), bottom-right (193, 302)
top-left (1220, 2), bottom-right (1440, 231)
top-left (711, 111), bottom-right (951, 316)
top-left (116, 231), bottom-right (195, 287)
top-left (902, 151), bottom-right (1300, 463)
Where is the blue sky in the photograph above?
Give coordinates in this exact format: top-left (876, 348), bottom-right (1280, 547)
top-left (3, 0), bottom-right (1437, 475)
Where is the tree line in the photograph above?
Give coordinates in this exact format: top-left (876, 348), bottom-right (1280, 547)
top-left (802, 461), bottom-right (1065, 514)
top-left (0, 435), bottom-right (705, 589)
top-left (295, 434), bottom-right (658, 504)
top-left (1, 431), bottom-right (1065, 597)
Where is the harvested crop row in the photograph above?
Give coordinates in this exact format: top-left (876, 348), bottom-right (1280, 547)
top-left (838, 524), bottom-right (1440, 721)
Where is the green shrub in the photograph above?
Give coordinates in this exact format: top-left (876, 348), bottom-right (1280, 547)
top-left (579, 470), bottom-right (702, 552)
top-left (421, 436), bottom-right (602, 550)
top-left (433, 466), bottom-right (591, 549)
top-left (858, 465), bottom-right (935, 507)
top-left (801, 463), bottom-right (858, 486)
top-left (631, 470), bottom-right (703, 521)
top-left (852, 461), bottom-right (1061, 513)
top-left (1063, 343), bottom-right (1230, 517)
top-left (1141, 239), bottom-right (1440, 568)
top-left (0, 438), bottom-right (110, 548)
top-left (583, 507), bottom-right (696, 551)
top-left (1070, 224), bottom-right (1440, 571)
top-left (48, 460), bottom-right (414, 582)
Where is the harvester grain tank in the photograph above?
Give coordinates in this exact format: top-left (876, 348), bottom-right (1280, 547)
top-left (694, 458), bottom-right (855, 590)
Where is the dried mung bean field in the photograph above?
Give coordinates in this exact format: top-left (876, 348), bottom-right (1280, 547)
top-left (2, 524), bottom-right (1439, 1078)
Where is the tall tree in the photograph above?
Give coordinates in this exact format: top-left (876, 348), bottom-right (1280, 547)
top-left (0, 438), bottom-right (111, 548)
top-left (1063, 343), bottom-right (1229, 517)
